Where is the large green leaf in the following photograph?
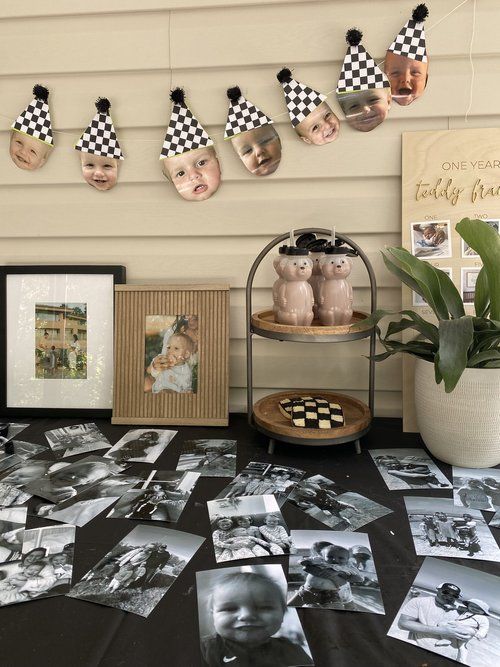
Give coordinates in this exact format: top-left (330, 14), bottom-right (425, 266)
top-left (474, 267), bottom-right (490, 318)
top-left (434, 266), bottom-right (465, 319)
top-left (437, 317), bottom-right (474, 392)
top-left (381, 251), bottom-right (423, 296)
top-left (468, 349), bottom-right (500, 367)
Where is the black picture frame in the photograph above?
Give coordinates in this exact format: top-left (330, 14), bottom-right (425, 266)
top-left (0, 265), bottom-right (126, 418)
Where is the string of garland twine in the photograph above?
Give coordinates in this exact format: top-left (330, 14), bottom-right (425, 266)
top-left (0, 0), bottom-right (474, 143)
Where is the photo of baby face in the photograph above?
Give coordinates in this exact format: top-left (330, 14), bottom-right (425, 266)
top-left (162, 146), bottom-right (221, 202)
top-left (384, 51), bottom-right (428, 106)
top-left (296, 102), bottom-right (340, 146)
top-left (230, 125), bottom-right (281, 176)
top-left (337, 88), bottom-right (391, 133)
top-left (9, 131), bottom-right (52, 171)
top-left (80, 153), bottom-right (119, 191)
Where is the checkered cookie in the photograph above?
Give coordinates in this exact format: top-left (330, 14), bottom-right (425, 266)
top-left (278, 396), bottom-right (313, 420)
top-left (291, 399), bottom-right (344, 429)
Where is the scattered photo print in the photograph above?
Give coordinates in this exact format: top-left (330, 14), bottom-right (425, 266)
top-left (0, 453), bottom-right (24, 475)
top-left (107, 470), bottom-right (199, 522)
top-left (207, 495), bottom-right (292, 563)
top-left (161, 146), bottom-right (221, 202)
top-left (453, 467), bottom-right (500, 513)
top-left (44, 422), bottom-right (111, 459)
top-left (287, 474), bottom-right (392, 531)
top-left (215, 462), bottom-right (305, 506)
top-left (0, 459), bottom-right (69, 488)
top-left (23, 455), bottom-right (127, 503)
top-left (0, 484), bottom-right (32, 508)
top-left (337, 88), bottom-right (392, 133)
top-left (413, 268), bottom-right (452, 307)
top-left (404, 496), bottom-right (500, 562)
top-left (176, 439), bottom-right (236, 478)
top-left (462, 267), bottom-right (481, 305)
top-left (388, 556), bottom-right (500, 667)
top-left (196, 564), bottom-right (313, 666)
top-left (68, 524), bottom-right (204, 617)
top-left (410, 221), bottom-right (451, 259)
top-left (0, 440), bottom-right (47, 466)
top-left (35, 303), bottom-right (87, 379)
top-left (0, 507), bottom-right (27, 563)
top-left (370, 448), bottom-right (451, 490)
top-left (384, 52), bottom-right (429, 106)
top-left (490, 513), bottom-right (500, 528)
top-left (144, 315), bottom-right (199, 394)
top-left (104, 428), bottom-right (177, 464)
top-left (287, 530), bottom-right (384, 614)
top-left (462, 219), bottom-right (499, 257)
top-left (0, 423), bottom-right (29, 446)
top-left (230, 126), bottom-right (282, 177)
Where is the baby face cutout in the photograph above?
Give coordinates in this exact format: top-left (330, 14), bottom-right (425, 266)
top-left (162, 146), bottom-right (221, 202)
top-left (10, 131), bottom-right (52, 171)
top-left (337, 88), bottom-right (391, 133)
top-left (296, 102), bottom-right (340, 146)
top-left (80, 153), bottom-right (119, 191)
top-left (231, 125), bottom-right (281, 176)
top-left (384, 51), bottom-right (428, 106)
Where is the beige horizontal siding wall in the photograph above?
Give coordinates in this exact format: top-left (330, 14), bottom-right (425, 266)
top-left (0, 0), bottom-right (493, 415)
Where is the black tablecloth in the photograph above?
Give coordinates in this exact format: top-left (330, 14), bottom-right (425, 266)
top-left (1, 415), bottom-right (497, 667)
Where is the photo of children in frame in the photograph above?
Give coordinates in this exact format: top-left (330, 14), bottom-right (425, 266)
top-left (462, 268), bottom-right (481, 304)
top-left (461, 219), bottom-right (499, 257)
top-left (35, 303), bottom-right (87, 380)
top-left (144, 315), bottom-right (199, 394)
top-left (411, 221), bottom-right (451, 259)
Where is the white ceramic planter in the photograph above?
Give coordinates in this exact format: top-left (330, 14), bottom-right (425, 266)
top-left (414, 357), bottom-right (500, 468)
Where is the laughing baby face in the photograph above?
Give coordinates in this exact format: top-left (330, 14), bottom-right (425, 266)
top-left (80, 153), bottom-right (119, 191)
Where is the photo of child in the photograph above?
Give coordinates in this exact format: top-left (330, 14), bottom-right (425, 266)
top-left (337, 88), bottom-right (391, 133)
top-left (295, 101), bottom-right (340, 145)
top-left (10, 132), bottom-right (52, 171)
top-left (80, 154), bottom-right (119, 191)
top-left (104, 428), bottom-right (177, 464)
top-left (44, 422), bottom-right (110, 458)
top-left (176, 439), bottom-right (237, 478)
top-left (35, 303), bottom-right (87, 380)
top-left (410, 221), bottom-right (451, 259)
top-left (215, 461), bottom-right (304, 506)
top-left (9, 85), bottom-right (53, 171)
top-left (161, 146), bottom-right (221, 202)
top-left (231, 125), bottom-right (282, 177)
top-left (384, 52), bottom-right (428, 106)
top-left (0, 507), bottom-right (27, 563)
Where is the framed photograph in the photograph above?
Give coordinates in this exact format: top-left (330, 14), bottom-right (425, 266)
top-left (0, 265), bottom-right (126, 418)
top-left (113, 284), bottom-right (229, 426)
top-left (410, 221), bottom-right (452, 259)
top-left (461, 267), bottom-right (481, 305)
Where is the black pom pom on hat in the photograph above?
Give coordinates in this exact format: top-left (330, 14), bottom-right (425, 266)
top-left (412, 3), bottom-right (429, 22)
top-left (227, 86), bottom-right (242, 102)
top-left (95, 97), bottom-right (111, 114)
top-left (346, 28), bottom-right (363, 46)
top-left (33, 85), bottom-right (49, 102)
top-left (170, 87), bottom-right (186, 105)
top-left (276, 67), bottom-right (293, 84)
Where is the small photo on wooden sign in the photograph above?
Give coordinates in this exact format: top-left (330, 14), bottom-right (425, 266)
top-left (410, 221), bottom-right (452, 259)
top-left (461, 267), bottom-right (481, 305)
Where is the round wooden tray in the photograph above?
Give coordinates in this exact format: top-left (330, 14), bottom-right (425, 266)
top-left (251, 310), bottom-right (373, 342)
top-left (253, 390), bottom-right (372, 446)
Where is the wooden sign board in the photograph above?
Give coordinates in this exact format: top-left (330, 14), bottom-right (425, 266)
top-left (402, 128), bottom-right (500, 430)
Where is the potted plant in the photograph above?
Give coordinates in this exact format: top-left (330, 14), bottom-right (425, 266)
top-left (359, 218), bottom-right (500, 467)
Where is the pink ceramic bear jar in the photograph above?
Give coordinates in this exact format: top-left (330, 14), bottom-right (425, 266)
top-left (272, 245), bottom-right (288, 317)
top-left (307, 242), bottom-right (328, 319)
top-left (276, 247), bottom-right (314, 326)
top-left (318, 247), bottom-right (353, 326)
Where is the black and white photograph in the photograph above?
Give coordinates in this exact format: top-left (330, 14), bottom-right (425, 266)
top-left (23, 455), bottom-right (127, 503)
top-left (215, 462), bottom-right (305, 506)
top-left (453, 467), bottom-right (500, 513)
top-left (370, 448), bottom-right (451, 490)
top-left (388, 556), bottom-right (500, 667)
top-left (491, 513), bottom-right (500, 529)
top-left (44, 422), bottom-right (111, 458)
top-left (0, 423), bottom-right (30, 446)
top-left (410, 221), bottom-right (452, 259)
top-left (0, 440), bottom-right (47, 475)
top-left (0, 524), bottom-right (75, 608)
top-left (196, 564), bottom-right (313, 667)
top-left (207, 495), bottom-right (292, 563)
top-left (106, 470), bottom-right (199, 522)
top-left (287, 474), bottom-right (392, 531)
top-left (462, 219), bottom-right (499, 257)
top-left (287, 530), bottom-right (384, 614)
top-left (67, 524), bottom-right (204, 617)
top-left (0, 484), bottom-right (32, 508)
top-left (176, 439), bottom-right (236, 478)
top-left (0, 459), bottom-right (69, 488)
top-left (104, 428), bottom-right (177, 464)
top-left (404, 497), bottom-right (500, 562)
top-left (0, 507), bottom-right (27, 562)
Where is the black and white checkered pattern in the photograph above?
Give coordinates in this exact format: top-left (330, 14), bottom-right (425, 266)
top-left (280, 78), bottom-right (327, 127)
top-left (224, 95), bottom-right (273, 139)
top-left (75, 112), bottom-right (124, 160)
top-left (11, 98), bottom-right (53, 145)
top-left (336, 45), bottom-right (390, 94)
top-left (388, 19), bottom-right (427, 62)
top-left (290, 398), bottom-right (345, 429)
top-left (160, 104), bottom-right (213, 159)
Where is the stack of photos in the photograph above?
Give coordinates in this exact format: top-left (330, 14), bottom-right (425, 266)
top-left (287, 474), bottom-right (392, 531)
top-left (0, 424), bottom-right (29, 446)
top-left (45, 423), bottom-right (111, 458)
top-left (0, 507), bottom-right (27, 562)
top-left (0, 460), bottom-right (71, 507)
top-left (215, 462), bottom-right (305, 507)
top-left (404, 497), bottom-right (500, 562)
top-left (388, 556), bottom-right (500, 667)
top-left (287, 530), bottom-right (384, 614)
top-left (453, 467), bottom-right (500, 518)
top-left (104, 428), bottom-right (177, 464)
top-left (106, 470), bottom-right (200, 522)
top-left (369, 448), bottom-right (451, 490)
top-left (0, 524), bottom-right (75, 607)
top-left (68, 525), bottom-right (204, 617)
top-left (196, 564), bottom-right (313, 667)
top-left (23, 455), bottom-right (127, 503)
top-left (176, 439), bottom-right (237, 478)
top-left (207, 495), bottom-right (292, 563)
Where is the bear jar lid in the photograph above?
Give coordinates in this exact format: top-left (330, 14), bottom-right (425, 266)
top-left (285, 247), bottom-right (310, 256)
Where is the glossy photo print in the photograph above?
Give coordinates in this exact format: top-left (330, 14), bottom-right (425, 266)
top-left (104, 429), bottom-right (177, 464)
top-left (176, 439), bottom-right (236, 478)
top-left (369, 448), bottom-right (451, 490)
top-left (35, 303), bottom-right (87, 379)
top-left (410, 221), bottom-right (451, 259)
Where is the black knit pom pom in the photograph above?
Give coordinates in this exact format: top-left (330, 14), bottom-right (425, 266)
top-left (227, 86), bottom-right (242, 103)
top-left (95, 97), bottom-right (111, 114)
top-left (276, 67), bottom-right (292, 84)
top-left (170, 87), bottom-right (185, 105)
top-left (412, 4), bottom-right (429, 22)
top-left (33, 85), bottom-right (49, 102)
top-left (346, 28), bottom-right (362, 46)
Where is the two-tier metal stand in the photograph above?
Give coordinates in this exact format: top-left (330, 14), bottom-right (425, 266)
top-left (246, 228), bottom-right (377, 454)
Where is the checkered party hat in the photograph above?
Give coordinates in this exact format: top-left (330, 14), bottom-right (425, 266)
top-left (75, 98), bottom-right (124, 160)
top-left (11, 85), bottom-right (54, 146)
top-left (276, 68), bottom-right (327, 127)
top-left (336, 29), bottom-right (390, 94)
top-left (224, 86), bottom-right (273, 139)
top-left (388, 4), bottom-right (428, 62)
top-left (160, 88), bottom-right (213, 159)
